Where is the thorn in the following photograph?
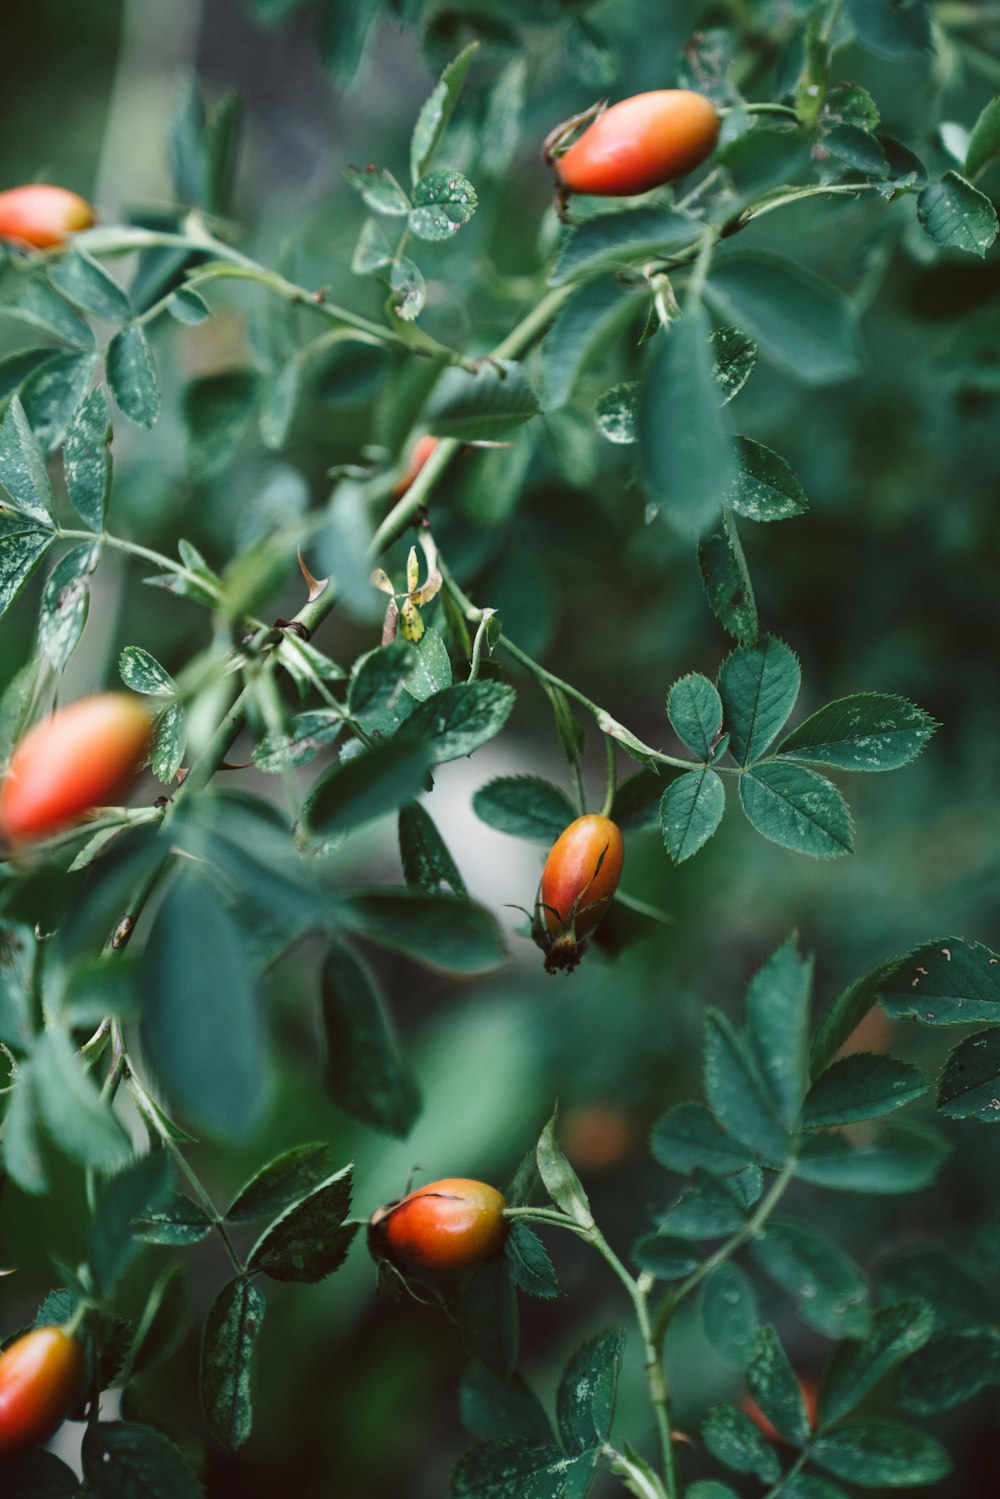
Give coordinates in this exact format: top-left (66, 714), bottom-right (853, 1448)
top-left (298, 550), bottom-right (329, 603)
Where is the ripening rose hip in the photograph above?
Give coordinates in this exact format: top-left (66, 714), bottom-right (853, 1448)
top-left (551, 91), bottom-right (721, 198)
top-left (0, 185), bottom-right (95, 248)
top-left (537, 814), bottom-right (624, 972)
top-left (393, 434), bottom-right (439, 498)
top-left (369, 1178), bottom-right (509, 1271)
top-left (0, 693), bottom-right (153, 844)
top-left (0, 1326), bottom-right (84, 1455)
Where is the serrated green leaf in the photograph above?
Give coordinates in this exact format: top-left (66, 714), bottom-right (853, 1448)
top-left (751, 1219), bottom-right (870, 1338)
top-left (473, 775), bottom-right (576, 842)
top-left (253, 711), bottom-right (341, 773)
top-left (64, 385), bottom-right (112, 531)
top-left (302, 738), bottom-right (431, 843)
top-left (459, 1256), bottom-right (519, 1377)
top-left (38, 542), bottom-right (98, 670)
top-left (719, 636), bottom-right (800, 765)
top-left (794, 1123), bottom-right (947, 1193)
top-left (937, 1026), bottom-right (1000, 1121)
top-left (550, 207), bottom-right (701, 285)
top-left (740, 762), bottom-right (854, 859)
top-left (659, 1168), bottom-right (748, 1239)
top-left (460, 1363), bottom-right (552, 1444)
top-left (82, 1420), bottom-right (204, 1498)
top-left (410, 42), bottom-right (478, 183)
top-left (106, 325), bottom-right (160, 427)
top-left (747, 1324), bottom-right (812, 1444)
top-left (49, 249), bottom-right (131, 321)
top-left (321, 937), bottom-right (420, 1137)
top-left (0, 395), bottom-right (55, 524)
top-left (702, 1262), bottom-right (758, 1365)
top-left (398, 799), bottom-right (467, 897)
top-left (506, 1221), bottom-right (558, 1299)
top-left (639, 302), bottom-right (736, 539)
top-left (119, 645), bottom-right (176, 696)
top-left (918, 171), bottom-right (998, 257)
top-left (711, 324), bottom-right (758, 404)
top-left (702, 1405), bottom-right (781, 1482)
top-left (19, 350), bottom-right (98, 455)
top-left (557, 1327), bottom-right (624, 1454)
top-left (405, 680), bottom-right (515, 762)
top-left (247, 1165), bottom-right (355, 1281)
top-left (536, 1108), bottom-right (593, 1228)
top-left (450, 1437), bottom-right (591, 1498)
top-left (729, 438), bottom-right (809, 523)
top-left (804, 1052), bottom-right (929, 1127)
top-left (541, 281), bottom-right (644, 407)
top-left (660, 770), bottom-right (725, 863)
top-left (812, 1420), bottom-right (950, 1486)
top-left (704, 1010), bottom-right (788, 1163)
top-left (409, 168), bottom-right (477, 240)
top-left (651, 1102), bottom-right (754, 1176)
top-left (90, 1152), bottom-right (172, 1291)
top-left (745, 936), bottom-right (813, 1126)
top-left (824, 123), bottom-right (889, 176)
top-left (877, 937), bottom-right (1000, 1025)
top-left (133, 1191), bottom-right (212, 1245)
top-left (820, 1299), bottom-right (935, 1424)
top-left (427, 360), bottom-right (539, 440)
top-left (667, 674), bottom-right (723, 758)
top-left (199, 1277), bottom-right (265, 1452)
top-left (334, 888), bottom-right (505, 973)
top-left (698, 507), bottom-right (758, 643)
top-left (0, 524), bottom-right (53, 620)
top-left (225, 1143), bottom-right (332, 1223)
top-left (778, 693), bottom-right (936, 771)
top-left (0, 267), bottom-right (95, 349)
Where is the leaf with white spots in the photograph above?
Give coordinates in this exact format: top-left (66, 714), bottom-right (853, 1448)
top-left (778, 693), bottom-right (937, 771)
top-left (937, 1026), bottom-right (1000, 1123)
top-left (409, 169), bottom-right (478, 240)
top-left (556, 1327), bottom-right (625, 1454)
top-left (246, 1165), bottom-right (356, 1281)
top-left (199, 1277), bottom-right (265, 1452)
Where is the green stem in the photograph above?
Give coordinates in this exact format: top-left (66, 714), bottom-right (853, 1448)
top-left (601, 734), bottom-right (617, 819)
top-left (764, 1448), bottom-right (810, 1499)
top-left (57, 529), bottom-right (224, 602)
top-left (604, 1444), bottom-right (671, 1499)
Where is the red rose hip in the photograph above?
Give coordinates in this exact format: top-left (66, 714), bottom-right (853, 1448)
top-left (370, 1177), bottom-right (509, 1271)
top-left (551, 90), bottom-right (721, 198)
top-left (0, 185), bottom-right (95, 248)
top-left (0, 1326), bottom-right (84, 1455)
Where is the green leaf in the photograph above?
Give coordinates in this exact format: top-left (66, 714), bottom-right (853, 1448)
top-left (781, 1481), bottom-right (850, 1499)
top-left (253, 710), bottom-right (341, 772)
top-left (0, 1449), bottom-right (81, 1496)
top-left (427, 360), bottom-right (540, 440)
top-left (225, 1142), bottom-right (333, 1223)
top-left (343, 165), bottom-right (411, 214)
top-left (541, 281), bottom-right (645, 407)
top-left (321, 937), bottom-right (420, 1138)
top-left (506, 1221), bottom-right (558, 1298)
top-left (106, 325), bottom-right (161, 428)
top-left (745, 936), bottom-right (813, 1126)
top-left (0, 396), bottom-right (55, 524)
top-left (966, 95), bottom-right (1000, 180)
top-left (334, 889), bottom-right (505, 973)
top-left (638, 302), bottom-right (736, 539)
top-left (1, 1062), bottom-right (50, 1196)
top-left (550, 206), bottom-right (701, 285)
top-left (651, 1102), bottom-right (754, 1176)
top-left (698, 507), bottom-right (758, 643)
top-left (398, 800), bottom-right (467, 897)
top-left (879, 1248), bottom-right (987, 1330)
top-left (33, 1027), bottom-right (132, 1171)
top-left (151, 702), bottom-right (186, 784)
top-left (751, 1219), bottom-right (870, 1338)
top-left (169, 287), bottom-right (212, 324)
top-left (473, 775), bottom-right (576, 842)
top-left (747, 1324), bottom-right (812, 1444)
top-left (824, 124), bottom-right (889, 177)
top-left (64, 386), bottom-right (113, 532)
top-left (778, 693), bottom-right (936, 771)
top-left (686, 1486), bottom-right (741, 1499)
top-left (804, 1053), bottom-right (929, 1127)
top-left (611, 769), bottom-right (663, 833)
top-left (701, 1262), bottom-right (758, 1365)
top-left (459, 1256), bottom-right (519, 1377)
top-left (90, 1151), bottom-right (172, 1291)
top-left (729, 438), bottom-right (809, 523)
top-left (410, 42), bottom-right (478, 183)
top-left (409, 168), bottom-right (478, 240)
top-left (303, 738), bottom-right (432, 843)
top-left (199, 1277), bottom-right (265, 1452)
top-left (388, 256), bottom-right (426, 320)
top-left (705, 252), bottom-right (863, 385)
top-left (49, 248), bottom-right (131, 321)
top-left (348, 639), bottom-right (416, 718)
top-left (740, 762), bottom-right (854, 859)
top-left (812, 1420), bottom-right (950, 1486)
top-left (660, 1168), bottom-right (748, 1239)
top-left (594, 381), bottom-right (638, 444)
top-left (704, 1010), bottom-right (788, 1163)
top-left (820, 1299), bottom-right (935, 1424)
top-left (247, 1165), bottom-right (356, 1282)
top-left (451, 1438), bottom-right (591, 1498)
top-left (667, 674), bottom-right (723, 758)
top-left (460, 1363), bottom-right (552, 1443)
top-left (878, 937), bottom-right (1000, 1025)
top-left (631, 1234), bottom-right (701, 1280)
top-left (660, 769), bottom-right (725, 864)
top-left (846, 0), bottom-right (932, 58)
top-left (142, 868), bottom-right (263, 1140)
top-left (406, 681), bottom-right (515, 762)
top-left (317, 0), bottom-right (377, 87)
top-left (711, 325), bottom-right (758, 404)
top-left (895, 1328), bottom-right (1000, 1413)
top-left (82, 1420), bottom-right (204, 1498)
top-left (937, 1026), bottom-right (1000, 1122)
top-left (794, 1123), bottom-right (947, 1193)
top-left (536, 1108), bottom-right (593, 1228)
top-left (19, 350), bottom-right (98, 455)
top-left (557, 1327), bottom-right (625, 1454)
top-left (352, 216), bottom-right (393, 273)
top-left (119, 645), bottom-right (176, 696)
top-left (701, 1405), bottom-right (781, 1482)
top-left (182, 370), bottom-right (259, 476)
top-left (38, 542), bottom-right (98, 671)
top-left (719, 636), bottom-right (800, 765)
top-left (917, 171), bottom-right (999, 257)
top-left (133, 1191), bottom-right (213, 1245)
top-left (0, 523), bottom-right (53, 619)
top-left (811, 954), bottom-right (902, 1075)
top-left (0, 267), bottom-right (95, 349)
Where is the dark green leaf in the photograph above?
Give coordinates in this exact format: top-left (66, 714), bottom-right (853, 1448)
top-left (398, 800), bottom-right (467, 897)
top-left (182, 370), bottom-right (259, 476)
top-left (702, 1404), bottom-right (781, 1482)
top-left (812, 1420), bottom-right (950, 1486)
top-left (247, 1165), bottom-right (356, 1282)
top-left (651, 1102), bottom-right (754, 1176)
top-left (550, 207), bottom-right (701, 285)
top-left (795, 1123), bottom-right (947, 1193)
top-left (199, 1277), bottom-right (266, 1451)
top-left (321, 937), bottom-right (420, 1137)
top-left (473, 775), bottom-right (576, 842)
top-left (702, 1262), bottom-right (758, 1365)
top-left (705, 252), bottom-right (863, 385)
top-left (631, 1234), bottom-right (701, 1280)
top-left (19, 350), bottom-right (98, 454)
top-left (410, 43), bottom-right (478, 183)
top-left (659, 1168), bottom-right (747, 1239)
top-left (611, 770), bottom-right (663, 833)
top-left (0, 267), bottom-right (95, 348)
top-left (740, 762), bottom-right (854, 859)
top-left (253, 710), bottom-right (341, 773)
top-left (342, 165), bottom-right (410, 214)
top-left (937, 1026), bottom-right (1000, 1122)
top-left (225, 1142), bottom-right (333, 1223)
top-left (878, 937), bottom-right (1000, 1025)
top-left (64, 385), bottom-right (113, 532)
top-left (639, 302), bottom-right (736, 539)
top-left (460, 1363), bottom-right (552, 1443)
top-left (594, 381), bottom-right (638, 444)
top-left (427, 361), bottom-right (539, 440)
top-left (557, 1327), bottom-right (625, 1454)
top-left (824, 124), bottom-right (889, 177)
top-left (747, 1324), bottom-right (811, 1444)
top-left (660, 769), bottom-right (725, 863)
top-left (778, 693), bottom-right (936, 771)
top-left (879, 1248), bottom-right (988, 1330)
top-left (704, 1010), bottom-right (788, 1164)
top-left (33, 1027), bottom-right (132, 1171)
top-left (686, 1486), bottom-right (741, 1499)
top-left (895, 1328), bottom-right (1000, 1413)
top-left (459, 1256), bottom-right (519, 1376)
top-left (667, 674), bottom-right (723, 758)
top-left (334, 888), bottom-right (505, 973)
top-left (49, 249), bottom-right (131, 321)
top-left (1, 1062), bottom-right (50, 1196)
top-left (804, 1053), bottom-right (929, 1127)
top-left (91, 1151), bottom-right (172, 1290)
top-left (348, 639), bottom-right (416, 717)
top-left (719, 636), bottom-right (800, 765)
top-left (38, 542), bottom-right (98, 671)
top-left (82, 1420), bottom-right (204, 1498)
top-left (918, 171), bottom-right (998, 258)
top-left (711, 325), bottom-right (758, 404)
top-left (451, 1438), bottom-right (591, 1498)
top-left (751, 1219), bottom-right (870, 1338)
top-left (303, 738), bottom-right (432, 843)
top-left (133, 1191), bottom-right (212, 1245)
top-left (744, 936), bottom-right (813, 1127)
top-left (317, 0), bottom-right (377, 87)
top-left (541, 281), bottom-right (644, 407)
top-left (729, 438), bottom-right (809, 523)
top-left (698, 507), bottom-right (758, 643)
top-left (821, 1299), bottom-right (935, 1424)
top-left (406, 681), bottom-right (515, 762)
top-left (811, 954), bottom-right (902, 1074)
top-left (0, 1448), bottom-right (80, 1496)
top-left (0, 395), bottom-right (55, 524)
top-left (142, 868), bottom-right (263, 1140)
top-left (506, 1222), bottom-right (558, 1298)
top-left (106, 325), bottom-right (160, 428)
top-left (846, 0), bottom-right (931, 58)
top-left (966, 94), bottom-right (1000, 181)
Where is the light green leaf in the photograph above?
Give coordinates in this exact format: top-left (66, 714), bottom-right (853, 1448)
top-left (19, 350), bottom-right (98, 455)
top-left (106, 325), bottom-right (161, 427)
top-left (49, 248), bottom-right (132, 322)
top-left (0, 395), bottom-right (55, 524)
top-left (536, 1108), bottom-right (593, 1228)
top-left (595, 381), bottom-right (638, 444)
top-left (0, 522), bottom-right (53, 619)
top-left (711, 324), bottom-right (758, 404)
top-left (410, 42), bottom-right (478, 183)
top-left (38, 542), bottom-right (98, 671)
top-left (119, 645), bottom-right (176, 696)
top-left (409, 169), bottom-right (478, 240)
top-left (342, 165), bottom-right (411, 214)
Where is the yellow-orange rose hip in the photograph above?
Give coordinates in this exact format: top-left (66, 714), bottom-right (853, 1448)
top-left (0, 185), bottom-right (95, 248)
top-left (0, 1326), bottom-right (84, 1455)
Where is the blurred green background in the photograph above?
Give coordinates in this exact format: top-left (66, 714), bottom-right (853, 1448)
top-left (2, 0), bottom-right (1000, 1494)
